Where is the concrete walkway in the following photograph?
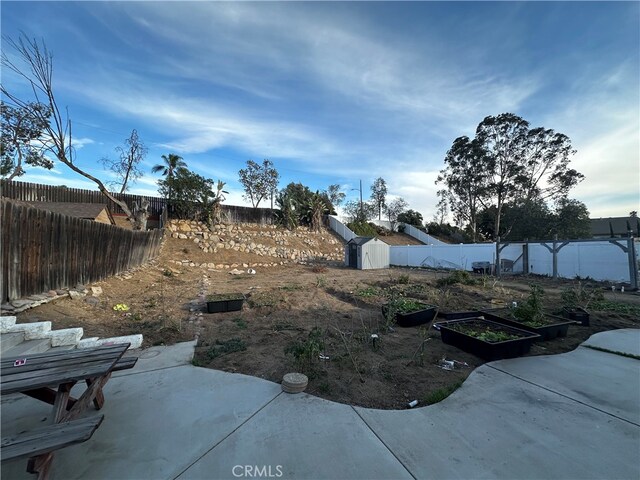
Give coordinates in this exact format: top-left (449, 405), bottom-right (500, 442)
top-left (2, 330), bottom-right (639, 480)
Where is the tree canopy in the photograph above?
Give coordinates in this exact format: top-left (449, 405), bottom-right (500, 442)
top-left (437, 113), bottom-right (584, 240)
top-left (397, 209), bottom-right (423, 227)
top-left (102, 129), bottom-right (147, 193)
top-left (370, 177), bottom-right (388, 220)
top-left (1, 35), bottom-right (144, 228)
top-left (1, 101), bottom-right (52, 180)
top-left (238, 159), bottom-right (280, 208)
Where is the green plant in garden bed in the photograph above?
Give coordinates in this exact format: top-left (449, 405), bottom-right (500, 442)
top-left (448, 323), bottom-right (520, 343)
top-left (511, 284), bottom-right (547, 327)
top-left (206, 293), bottom-right (244, 302)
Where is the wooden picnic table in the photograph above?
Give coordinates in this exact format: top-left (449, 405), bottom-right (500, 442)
top-left (1, 343), bottom-right (135, 479)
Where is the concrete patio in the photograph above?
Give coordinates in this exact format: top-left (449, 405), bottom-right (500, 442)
top-left (2, 330), bottom-right (639, 480)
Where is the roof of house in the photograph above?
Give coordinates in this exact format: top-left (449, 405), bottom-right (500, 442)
top-left (25, 202), bottom-right (114, 223)
top-left (590, 217), bottom-right (639, 236)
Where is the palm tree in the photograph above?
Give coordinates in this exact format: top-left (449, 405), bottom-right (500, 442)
top-left (153, 154), bottom-right (187, 212)
top-left (152, 154), bottom-right (187, 178)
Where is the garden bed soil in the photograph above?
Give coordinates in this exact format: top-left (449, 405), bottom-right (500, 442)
top-left (437, 317), bottom-right (540, 360)
top-left (14, 232), bottom-right (640, 409)
top-left (480, 308), bottom-right (574, 341)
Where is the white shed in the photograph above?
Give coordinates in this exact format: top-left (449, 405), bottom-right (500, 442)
top-left (345, 237), bottom-right (390, 270)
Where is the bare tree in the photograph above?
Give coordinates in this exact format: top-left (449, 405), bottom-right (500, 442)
top-left (102, 129), bottom-right (147, 193)
top-left (1, 35), bottom-right (143, 228)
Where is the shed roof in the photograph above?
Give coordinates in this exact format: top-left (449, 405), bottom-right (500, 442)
top-left (26, 202), bottom-right (113, 221)
top-left (347, 237), bottom-right (376, 246)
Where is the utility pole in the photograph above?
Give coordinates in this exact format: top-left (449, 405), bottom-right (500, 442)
top-left (359, 179), bottom-right (363, 220)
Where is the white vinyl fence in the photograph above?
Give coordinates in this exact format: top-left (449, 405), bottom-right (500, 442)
top-left (403, 224), bottom-right (447, 245)
top-left (390, 244), bottom-right (496, 270)
top-left (389, 239), bottom-right (638, 284)
top-left (526, 240), bottom-right (636, 283)
top-left (328, 215), bottom-right (357, 242)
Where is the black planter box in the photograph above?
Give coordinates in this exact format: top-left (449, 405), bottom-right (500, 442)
top-left (206, 294), bottom-right (245, 313)
top-left (562, 307), bottom-right (590, 326)
top-left (382, 303), bottom-right (438, 328)
top-left (438, 317), bottom-right (541, 361)
top-left (479, 308), bottom-right (574, 341)
top-left (438, 310), bottom-right (481, 321)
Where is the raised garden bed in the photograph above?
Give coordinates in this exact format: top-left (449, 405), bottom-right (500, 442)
top-left (381, 301), bottom-right (438, 328)
top-left (562, 307), bottom-right (590, 326)
top-left (206, 293), bottom-right (245, 313)
top-left (437, 310), bottom-right (481, 321)
top-left (437, 317), bottom-right (541, 361)
top-left (480, 308), bottom-right (574, 341)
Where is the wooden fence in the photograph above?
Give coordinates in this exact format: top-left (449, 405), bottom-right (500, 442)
top-left (0, 179), bottom-right (165, 217)
top-left (1, 199), bottom-right (164, 302)
top-left (1, 180), bottom-right (275, 224)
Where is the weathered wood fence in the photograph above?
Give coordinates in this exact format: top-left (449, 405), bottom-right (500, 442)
top-left (1, 199), bottom-right (164, 302)
top-left (0, 179), bottom-right (165, 217)
top-left (1, 180), bottom-right (275, 224)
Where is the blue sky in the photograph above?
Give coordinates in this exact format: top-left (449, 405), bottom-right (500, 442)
top-left (2, 1), bottom-right (638, 219)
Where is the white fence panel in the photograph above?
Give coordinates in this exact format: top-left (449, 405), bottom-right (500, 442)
top-left (328, 215), bottom-right (357, 242)
top-left (499, 244), bottom-right (526, 273)
top-left (390, 244), bottom-right (495, 270)
top-left (403, 224), bottom-right (447, 245)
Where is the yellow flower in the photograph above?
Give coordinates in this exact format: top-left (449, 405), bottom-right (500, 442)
top-left (113, 303), bottom-right (130, 312)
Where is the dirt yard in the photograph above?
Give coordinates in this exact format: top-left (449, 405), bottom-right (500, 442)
top-left (17, 229), bottom-right (640, 409)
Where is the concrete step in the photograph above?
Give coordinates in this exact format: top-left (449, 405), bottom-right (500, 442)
top-left (0, 316), bottom-right (17, 333)
top-left (2, 338), bottom-right (52, 358)
top-left (8, 321), bottom-right (52, 340)
top-left (47, 327), bottom-right (83, 347)
top-left (1, 332), bottom-right (25, 351)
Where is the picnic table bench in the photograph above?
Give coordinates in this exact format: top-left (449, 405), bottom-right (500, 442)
top-left (1, 343), bottom-right (137, 479)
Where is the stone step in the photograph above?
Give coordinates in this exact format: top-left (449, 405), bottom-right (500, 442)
top-left (0, 332), bottom-right (25, 352)
top-left (47, 328), bottom-right (83, 347)
top-left (1, 338), bottom-right (52, 358)
top-left (0, 316), bottom-right (17, 333)
top-left (8, 321), bottom-right (52, 340)
top-left (77, 334), bottom-right (143, 350)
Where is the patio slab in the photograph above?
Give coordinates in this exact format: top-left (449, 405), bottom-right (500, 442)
top-left (581, 327), bottom-right (640, 357)
top-left (176, 393), bottom-right (412, 480)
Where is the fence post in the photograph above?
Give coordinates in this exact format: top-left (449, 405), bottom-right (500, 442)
top-left (523, 239), bottom-right (529, 275)
top-left (495, 236), bottom-right (501, 277)
top-left (628, 236), bottom-right (638, 291)
top-left (552, 234), bottom-right (558, 279)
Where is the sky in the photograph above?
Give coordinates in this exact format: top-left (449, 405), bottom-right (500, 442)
top-left (2, 1), bottom-right (638, 220)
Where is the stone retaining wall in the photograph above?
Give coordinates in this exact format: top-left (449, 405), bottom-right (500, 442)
top-left (167, 220), bottom-right (344, 263)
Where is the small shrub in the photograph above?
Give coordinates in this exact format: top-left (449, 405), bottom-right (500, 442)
top-left (316, 275), bottom-right (327, 288)
top-left (285, 327), bottom-right (325, 374)
top-left (560, 282), bottom-right (603, 310)
top-left (234, 318), bottom-right (248, 329)
top-left (397, 274), bottom-right (410, 285)
top-left (356, 286), bottom-right (379, 297)
top-left (162, 269), bottom-right (173, 277)
top-left (435, 270), bottom-right (478, 287)
top-left (347, 221), bottom-right (378, 237)
top-left (512, 284), bottom-right (546, 327)
top-left (206, 338), bottom-right (247, 359)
